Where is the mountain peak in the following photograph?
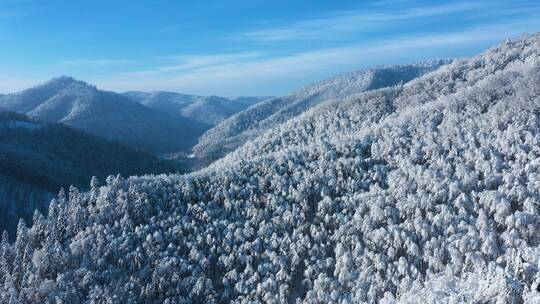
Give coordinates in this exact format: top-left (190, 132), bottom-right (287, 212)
top-left (43, 76), bottom-right (95, 92)
top-left (46, 75), bottom-right (78, 86)
top-left (50, 75), bottom-right (76, 82)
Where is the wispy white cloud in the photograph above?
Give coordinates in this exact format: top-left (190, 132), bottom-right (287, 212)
top-left (156, 52), bottom-right (264, 72)
top-left (5, 1), bottom-right (540, 97)
top-left (0, 77), bottom-right (39, 93)
top-left (60, 58), bottom-right (136, 67)
top-left (92, 19), bottom-right (540, 96)
top-left (240, 1), bottom-right (538, 42)
top-left (59, 52), bottom-right (264, 74)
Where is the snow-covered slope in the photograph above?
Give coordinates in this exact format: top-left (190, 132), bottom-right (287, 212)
top-left (3, 35), bottom-right (540, 303)
top-left (194, 60), bottom-right (450, 166)
top-left (123, 91), bottom-right (267, 126)
top-left (0, 77), bottom-right (208, 154)
top-left (0, 111), bottom-right (183, 240)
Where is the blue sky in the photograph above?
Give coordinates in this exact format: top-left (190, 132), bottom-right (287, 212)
top-left (1, 0), bottom-right (540, 96)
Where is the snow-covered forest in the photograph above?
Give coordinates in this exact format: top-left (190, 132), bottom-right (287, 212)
top-left (194, 60), bottom-right (450, 167)
top-left (2, 34), bottom-right (540, 303)
top-left (0, 111), bottom-right (183, 240)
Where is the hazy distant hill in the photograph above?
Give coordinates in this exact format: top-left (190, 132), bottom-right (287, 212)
top-left (193, 59), bottom-right (450, 166)
top-left (0, 77), bottom-right (208, 154)
top-left (0, 111), bottom-right (183, 238)
top-left (123, 91), bottom-right (268, 126)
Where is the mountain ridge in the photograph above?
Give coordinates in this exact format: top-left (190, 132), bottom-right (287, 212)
top-left (193, 59), bottom-right (451, 167)
top-left (0, 77), bottom-right (209, 154)
top-left (123, 90), bottom-right (269, 126)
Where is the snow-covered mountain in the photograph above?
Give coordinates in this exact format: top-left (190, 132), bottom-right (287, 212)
top-left (193, 59), bottom-right (450, 166)
top-left (3, 34), bottom-right (540, 303)
top-left (0, 77), bottom-right (208, 154)
top-left (123, 91), bottom-right (268, 126)
top-left (0, 111), bottom-right (183, 240)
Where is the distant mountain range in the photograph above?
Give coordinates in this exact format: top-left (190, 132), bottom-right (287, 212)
top-left (0, 111), bottom-right (183, 239)
top-left (193, 59), bottom-right (451, 166)
top-left (123, 91), bottom-right (269, 126)
top-left (0, 77), bottom-right (210, 154)
top-left (0, 79), bottom-right (269, 237)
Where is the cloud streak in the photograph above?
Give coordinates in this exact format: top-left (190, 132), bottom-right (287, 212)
top-left (3, 0), bottom-right (540, 97)
top-left (156, 52), bottom-right (264, 73)
top-left (0, 77), bottom-right (39, 93)
top-left (93, 18), bottom-right (540, 96)
top-left (240, 1), bottom-right (539, 42)
top-left (60, 58), bottom-right (136, 67)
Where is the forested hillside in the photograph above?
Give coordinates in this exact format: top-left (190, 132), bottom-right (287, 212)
top-left (0, 111), bottom-right (182, 239)
top-left (0, 77), bottom-right (208, 154)
top-left (2, 35), bottom-right (540, 303)
top-left (193, 60), bottom-right (450, 166)
top-left (124, 91), bottom-right (267, 126)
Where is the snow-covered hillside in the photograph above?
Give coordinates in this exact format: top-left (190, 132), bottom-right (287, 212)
top-left (124, 91), bottom-right (267, 126)
top-left (0, 111), bottom-right (183, 240)
top-left (194, 60), bottom-right (450, 166)
top-left (0, 77), bottom-right (208, 154)
top-left (2, 34), bottom-right (540, 303)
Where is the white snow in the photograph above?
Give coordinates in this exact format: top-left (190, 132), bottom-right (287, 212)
top-left (194, 59), bottom-right (451, 166)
